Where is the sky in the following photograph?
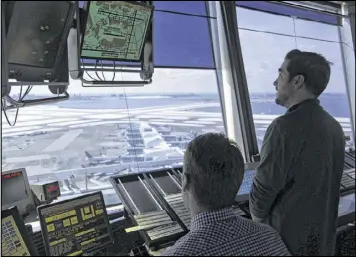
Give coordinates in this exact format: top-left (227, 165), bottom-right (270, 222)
top-left (7, 6), bottom-right (355, 96)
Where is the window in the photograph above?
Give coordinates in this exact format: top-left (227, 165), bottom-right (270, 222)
top-left (1, 69), bottom-right (224, 206)
top-left (2, 2), bottom-right (224, 207)
top-left (236, 7), bottom-right (353, 149)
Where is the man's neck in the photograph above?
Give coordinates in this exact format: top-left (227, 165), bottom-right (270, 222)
top-left (285, 95), bottom-right (315, 109)
top-left (190, 204), bottom-right (230, 218)
top-left (190, 206), bottom-right (207, 218)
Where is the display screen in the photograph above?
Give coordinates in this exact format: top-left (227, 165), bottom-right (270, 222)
top-left (44, 183), bottom-right (60, 200)
top-left (237, 170), bottom-right (255, 196)
top-left (38, 192), bottom-right (113, 256)
top-left (7, 1), bottom-right (72, 68)
top-left (81, 1), bottom-right (153, 61)
top-left (2, 171), bottom-right (29, 206)
top-left (1, 215), bottom-right (31, 256)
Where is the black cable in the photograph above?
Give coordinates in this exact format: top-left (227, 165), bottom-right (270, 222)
top-left (342, 42), bottom-right (354, 51)
top-left (2, 104), bottom-right (19, 127)
top-left (95, 61), bottom-right (103, 81)
top-left (154, 9), bottom-right (216, 19)
top-left (101, 60), bottom-right (106, 80)
top-left (239, 26), bottom-right (344, 45)
top-left (123, 87), bottom-right (141, 173)
top-left (20, 85), bottom-right (33, 100)
top-left (85, 70), bottom-right (99, 81)
top-left (81, 58), bottom-right (99, 81)
top-left (2, 86), bottom-right (23, 126)
top-left (112, 61), bottom-right (116, 81)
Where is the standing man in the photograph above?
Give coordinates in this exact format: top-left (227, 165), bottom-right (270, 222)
top-left (249, 49), bottom-right (345, 256)
top-left (164, 133), bottom-right (290, 256)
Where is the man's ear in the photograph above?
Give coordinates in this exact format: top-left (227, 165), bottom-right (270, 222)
top-left (182, 173), bottom-right (190, 191)
top-left (293, 74), bottom-right (305, 89)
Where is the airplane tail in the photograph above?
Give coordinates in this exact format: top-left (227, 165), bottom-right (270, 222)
top-left (85, 151), bottom-right (93, 159)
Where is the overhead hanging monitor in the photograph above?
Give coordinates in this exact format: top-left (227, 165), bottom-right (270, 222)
top-left (81, 1), bottom-right (154, 62)
top-left (1, 206), bottom-right (39, 256)
top-left (5, 1), bottom-right (75, 83)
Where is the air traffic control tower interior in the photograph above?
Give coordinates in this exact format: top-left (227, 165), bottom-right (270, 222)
top-left (1, 1), bottom-right (355, 256)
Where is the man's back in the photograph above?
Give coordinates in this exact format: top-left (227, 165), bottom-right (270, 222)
top-left (252, 99), bottom-right (345, 255)
top-left (163, 208), bottom-right (290, 256)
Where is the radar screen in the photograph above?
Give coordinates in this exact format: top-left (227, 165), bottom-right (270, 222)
top-left (81, 1), bottom-right (153, 61)
top-left (37, 192), bottom-right (113, 256)
top-left (1, 207), bottom-right (38, 256)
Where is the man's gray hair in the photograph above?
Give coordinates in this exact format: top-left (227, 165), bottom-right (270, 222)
top-left (184, 133), bottom-right (245, 210)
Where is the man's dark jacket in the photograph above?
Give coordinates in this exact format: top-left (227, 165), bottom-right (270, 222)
top-left (249, 99), bottom-right (345, 256)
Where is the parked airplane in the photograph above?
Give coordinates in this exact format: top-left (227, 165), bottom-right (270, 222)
top-left (82, 151), bottom-right (121, 167)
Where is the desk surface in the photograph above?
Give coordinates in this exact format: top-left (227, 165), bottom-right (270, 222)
top-left (25, 192), bottom-right (355, 233)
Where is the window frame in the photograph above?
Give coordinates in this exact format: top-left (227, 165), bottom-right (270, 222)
top-left (208, 1), bottom-right (259, 163)
top-left (339, 3), bottom-right (355, 144)
top-left (228, 1), bottom-right (355, 153)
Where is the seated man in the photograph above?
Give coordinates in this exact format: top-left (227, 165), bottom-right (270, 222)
top-left (163, 133), bottom-right (290, 256)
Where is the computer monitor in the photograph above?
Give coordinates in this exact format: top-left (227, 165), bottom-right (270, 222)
top-left (1, 168), bottom-right (35, 216)
top-left (37, 191), bottom-right (113, 256)
top-left (235, 170), bottom-right (256, 202)
top-left (5, 1), bottom-right (74, 83)
top-left (81, 1), bottom-right (154, 62)
top-left (1, 206), bottom-right (39, 256)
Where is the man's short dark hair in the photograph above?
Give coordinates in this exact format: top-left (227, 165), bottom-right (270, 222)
top-left (184, 133), bottom-right (244, 210)
top-left (285, 49), bottom-right (332, 97)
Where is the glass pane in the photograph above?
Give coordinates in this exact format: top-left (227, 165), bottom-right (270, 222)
top-left (236, 1), bottom-right (338, 25)
top-left (236, 6), bottom-right (295, 36)
top-left (295, 19), bottom-right (339, 42)
top-left (239, 29), bottom-right (296, 148)
top-left (2, 69), bottom-right (225, 206)
top-left (237, 7), bottom-right (353, 149)
top-left (342, 19), bottom-right (354, 49)
top-left (297, 38), bottom-right (353, 144)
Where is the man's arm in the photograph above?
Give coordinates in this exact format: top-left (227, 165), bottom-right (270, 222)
top-left (249, 120), bottom-right (288, 223)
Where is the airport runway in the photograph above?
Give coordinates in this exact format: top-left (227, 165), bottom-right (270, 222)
top-left (2, 102), bottom-right (352, 137)
top-left (2, 101), bottom-right (352, 180)
top-left (2, 99), bottom-right (352, 206)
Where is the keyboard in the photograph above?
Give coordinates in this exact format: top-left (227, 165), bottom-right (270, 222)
top-left (133, 210), bottom-right (184, 241)
top-left (340, 169), bottom-right (355, 192)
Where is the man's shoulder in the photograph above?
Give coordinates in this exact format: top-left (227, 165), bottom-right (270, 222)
top-left (237, 218), bottom-right (291, 255)
top-left (276, 105), bottom-right (345, 139)
top-left (164, 216), bottom-right (290, 256)
top-left (264, 117), bottom-right (286, 138)
top-left (237, 216), bottom-right (278, 235)
top-left (321, 110), bottom-right (345, 135)
top-left (162, 232), bottom-right (202, 256)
